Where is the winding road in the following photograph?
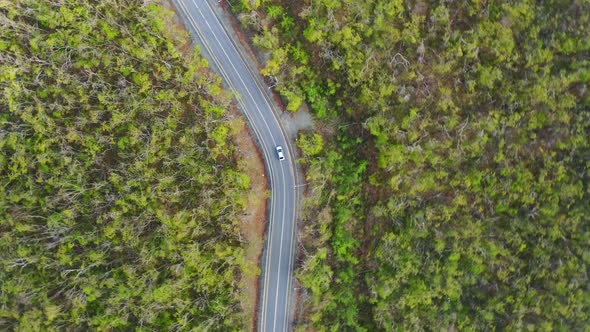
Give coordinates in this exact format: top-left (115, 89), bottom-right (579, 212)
top-left (172, 1), bottom-right (297, 331)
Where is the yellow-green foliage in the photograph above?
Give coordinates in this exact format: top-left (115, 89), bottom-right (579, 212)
top-left (237, 0), bottom-right (590, 330)
top-left (0, 1), bottom-right (249, 330)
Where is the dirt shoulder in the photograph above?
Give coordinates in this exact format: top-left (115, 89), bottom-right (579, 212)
top-left (160, 1), bottom-right (267, 330)
top-left (229, 115), bottom-right (267, 331)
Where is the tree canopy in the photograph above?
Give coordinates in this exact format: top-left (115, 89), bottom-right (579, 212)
top-left (1, 0), bottom-right (250, 329)
top-left (235, 0), bottom-right (590, 330)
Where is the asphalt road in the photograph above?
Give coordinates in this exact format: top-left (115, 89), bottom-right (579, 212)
top-left (172, 1), bottom-right (297, 331)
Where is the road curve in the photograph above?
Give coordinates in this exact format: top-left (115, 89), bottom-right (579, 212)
top-left (171, 1), bottom-right (297, 331)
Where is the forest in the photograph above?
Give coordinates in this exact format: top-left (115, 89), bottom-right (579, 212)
top-left (233, 0), bottom-right (590, 330)
top-left (0, 0), bottom-right (251, 330)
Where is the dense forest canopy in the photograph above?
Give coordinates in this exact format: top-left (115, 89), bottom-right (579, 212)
top-left (234, 0), bottom-right (590, 330)
top-left (1, 0), bottom-right (249, 329)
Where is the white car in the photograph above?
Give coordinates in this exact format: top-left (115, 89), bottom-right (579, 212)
top-left (275, 146), bottom-right (285, 161)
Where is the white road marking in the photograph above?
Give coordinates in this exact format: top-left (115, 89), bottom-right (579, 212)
top-left (272, 164), bottom-right (288, 331)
